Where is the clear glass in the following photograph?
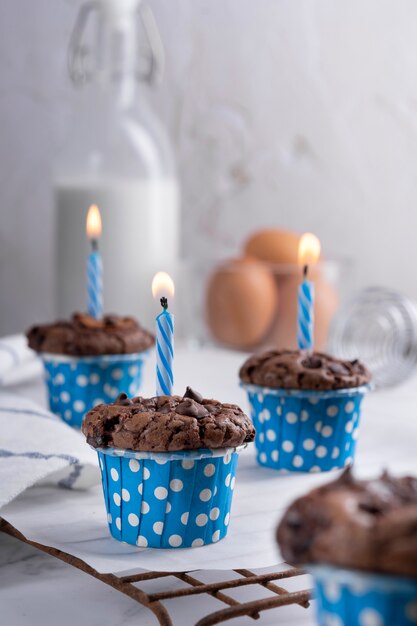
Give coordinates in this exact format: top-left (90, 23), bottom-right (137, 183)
top-left (329, 286), bottom-right (417, 388)
top-left (171, 258), bottom-right (349, 350)
top-left (54, 0), bottom-right (179, 333)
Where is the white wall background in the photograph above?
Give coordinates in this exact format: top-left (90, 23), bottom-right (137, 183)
top-left (1, 0), bottom-right (417, 335)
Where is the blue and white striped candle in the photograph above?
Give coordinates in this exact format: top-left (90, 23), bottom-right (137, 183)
top-left (297, 265), bottom-right (314, 350)
top-left (156, 297), bottom-right (174, 396)
top-left (297, 233), bottom-right (321, 351)
top-left (86, 204), bottom-right (103, 319)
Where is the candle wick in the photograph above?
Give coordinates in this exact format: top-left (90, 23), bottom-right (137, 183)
top-left (303, 264), bottom-right (308, 279)
top-left (160, 297), bottom-right (168, 310)
top-left (91, 239), bottom-right (98, 252)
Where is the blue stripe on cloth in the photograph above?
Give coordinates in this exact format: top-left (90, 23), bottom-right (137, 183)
top-left (0, 449), bottom-right (84, 489)
top-left (0, 406), bottom-right (55, 421)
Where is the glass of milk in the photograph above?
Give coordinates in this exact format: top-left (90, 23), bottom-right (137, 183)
top-left (54, 0), bottom-right (179, 332)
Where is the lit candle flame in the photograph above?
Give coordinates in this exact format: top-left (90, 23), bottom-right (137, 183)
top-left (86, 204), bottom-right (102, 240)
top-left (298, 233), bottom-right (321, 267)
top-left (152, 272), bottom-right (175, 301)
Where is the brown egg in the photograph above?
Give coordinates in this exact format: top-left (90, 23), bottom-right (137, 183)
top-left (244, 229), bottom-right (301, 265)
top-left (206, 257), bottom-right (278, 349)
top-left (266, 274), bottom-right (339, 351)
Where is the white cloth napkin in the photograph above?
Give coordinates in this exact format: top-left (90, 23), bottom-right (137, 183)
top-left (0, 334), bottom-right (41, 387)
top-left (0, 392), bottom-right (100, 510)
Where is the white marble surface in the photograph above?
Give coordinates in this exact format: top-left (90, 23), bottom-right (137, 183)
top-left (2, 0), bottom-right (417, 334)
top-left (1, 346), bottom-right (417, 624)
top-left (0, 348), bottom-right (316, 625)
top-left (0, 531), bottom-right (314, 626)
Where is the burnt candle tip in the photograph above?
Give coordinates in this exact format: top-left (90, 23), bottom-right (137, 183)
top-left (303, 264), bottom-right (308, 279)
top-left (160, 296), bottom-right (168, 310)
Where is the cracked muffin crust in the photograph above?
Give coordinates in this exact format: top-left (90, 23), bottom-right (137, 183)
top-left (239, 349), bottom-right (371, 391)
top-left (82, 387), bottom-right (255, 451)
top-left (277, 468), bottom-right (417, 577)
top-left (27, 312), bottom-right (154, 356)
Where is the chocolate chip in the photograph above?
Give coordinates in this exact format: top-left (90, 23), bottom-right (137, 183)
top-left (286, 511), bottom-right (303, 530)
top-left (301, 356), bottom-right (322, 369)
top-left (176, 398), bottom-right (209, 419)
top-left (183, 386), bottom-right (204, 403)
top-left (115, 392), bottom-right (133, 406)
top-left (358, 500), bottom-right (385, 515)
top-left (328, 363), bottom-right (348, 375)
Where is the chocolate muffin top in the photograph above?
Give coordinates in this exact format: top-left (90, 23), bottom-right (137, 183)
top-left (26, 313), bottom-right (154, 356)
top-left (277, 468), bottom-right (417, 577)
top-left (82, 387), bottom-right (255, 452)
top-left (239, 349), bottom-right (371, 391)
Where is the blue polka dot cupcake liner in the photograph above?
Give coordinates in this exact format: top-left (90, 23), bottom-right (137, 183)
top-left (41, 351), bottom-right (150, 428)
top-left (96, 445), bottom-right (245, 548)
top-left (242, 384), bottom-right (370, 473)
top-left (310, 565), bottom-right (417, 626)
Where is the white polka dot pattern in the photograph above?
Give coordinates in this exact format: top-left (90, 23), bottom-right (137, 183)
top-left (42, 353), bottom-right (146, 428)
top-left (154, 486), bottom-right (168, 500)
top-left (129, 459), bottom-right (140, 473)
top-left (98, 449), bottom-right (239, 548)
top-left (169, 534), bottom-right (182, 547)
top-left (192, 538), bottom-right (204, 547)
top-left (359, 609), bottom-right (383, 626)
top-left (266, 429), bottom-right (276, 441)
top-left (322, 426), bottom-right (333, 438)
top-left (153, 521), bottom-right (164, 535)
top-left (136, 535), bottom-right (148, 547)
top-left (303, 438), bottom-right (315, 451)
top-left (199, 488), bottom-right (212, 502)
top-left (406, 601), bottom-right (417, 622)
top-left (128, 513), bottom-right (139, 527)
top-left (204, 463), bottom-right (215, 477)
top-left (313, 569), bottom-right (417, 626)
top-left (196, 513), bottom-right (208, 527)
top-left (246, 387), bottom-right (366, 473)
top-left (210, 507), bottom-right (220, 520)
top-left (285, 412), bottom-right (298, 424)
top-left (292, 455), bottom-right (304, 468)
top-left (327, 405), bottom-right (339, 417)
top-left (324, 580), bottom-right (341, 602)
top-left (332, 447), bottom-right (340, 459)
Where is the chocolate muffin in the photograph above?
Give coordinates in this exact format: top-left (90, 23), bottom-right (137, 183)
top-left (239, 349), bottom-right (371, 391)
top-left (27, 312), bottom-right (154, 356)
top-left (277, 468), bottom-right (417, 577)
top-left (83, 386), bottom-right (255, 452)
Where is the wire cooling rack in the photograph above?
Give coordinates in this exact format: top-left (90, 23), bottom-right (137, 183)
top-left (0, 517), bottom-right (311, 625)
